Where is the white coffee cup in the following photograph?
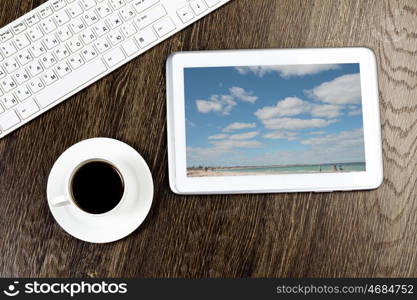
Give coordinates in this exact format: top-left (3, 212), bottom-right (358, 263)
top-left (51, 157), bottom-right (130, 216)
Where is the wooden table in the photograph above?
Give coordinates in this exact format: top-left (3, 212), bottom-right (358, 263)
top-left (1, 0), bottom-right (416, 278)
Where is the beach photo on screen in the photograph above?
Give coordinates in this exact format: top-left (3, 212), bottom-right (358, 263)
top-left (184, 63), bottom-right (366, 177)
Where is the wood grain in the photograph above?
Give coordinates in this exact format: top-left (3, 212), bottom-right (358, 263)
top-left (0, 0), bottom-right (416, 278)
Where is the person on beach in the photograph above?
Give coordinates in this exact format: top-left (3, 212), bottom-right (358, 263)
top-left (332, 165), bottom-right (337, 171)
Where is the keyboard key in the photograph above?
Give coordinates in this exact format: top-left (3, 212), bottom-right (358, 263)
top-left (0, 67), bottom-right (6, 79)
top-left (51, 0), bottom-right (67, 11)
top-left (0, 29), bottom-right (13, 43)
top-left (56, 27), bottom-right (73, 41)
top-left (154, 17), bottom-right (176, 37)
top-left (67, 37), bottom-right (83, 52)
top-left (68, 54), bottom-right (84, 69)
top-left (13, 34), bottom-right (31, 49)
top-left (42, 70), bottom-right (59, 85)
top-left (204, 0), bottom-right (220, 7)
top-left (0, 76), bottom-right (17, 92)
top-left (119, 5), bottom-right (136, 21)
top-left (80, 45), bottom-right (98, 61)
top-left (0, 94), bottom-right (18, 109)
top-left (25, 13), bottom-right (40, 26)
top-left (36, 59), bottom-right (107, 108)
top-left (0, 41), bottom-right (17, 57)
top-left (83, 10), bottom-right (99, 26)
top-left (40, 18), bottom-right (57, 34)
top-left (53, 45), bottom-right (70, 60)
top-left (135, 27), bottom-right (157, 48)
top-left (28, 78), bottom-right (45, 93)
top-left (122, 39), bottom-right (139, 56)
top-left (80, 28), bottom-right (96, 44)
top-left (53, 10), bottom-right (70, 26)
top-left (27, 61), bottom-right (44, 76)
top-left (67, 2), bottom-right (84, 18)
top-left (3, 58), bottom-right (19, 73)
top-left (190, 0), bottom-right (207, 15)
top-left (134, 4), bottom-right (166, 30)
top-left (14, 86), bottom-right (32, 101)
top-left (39, 5), bottom-right (53, 18)
top-left (80, 0), bottom-right (96, 10)
top-left (69, 17), bottom-right (86, 33)
top-left (177, 6), bottom-right (194, 23)
top-left (92, 20), bottom-right (110, 37)
top-left (16, 49), bottom-right (32, 66)
top-left (94, 38), bottom-right (111, 53)
top-left (55, 62), bottom-right (71, 77)
top-left (43, 34), bottom-right (60, 49)
top-left (96, 2), bottom-right (113, 18)
top-left (132, 0), bottom-right (159, 13)
top-left (40, 53), bottom-right (58, 69)
top-left (11, 22), bottom-right (27, 35)
top-left (109, 0), bottom-right (125, 10)
top-left (108, 30), bottom-right (124, 45)
top-left (120, 22), bottom-right (137, 37)
top-left (13, 69), bottom-right (30, 84)
top-left (27, 27), bottom-right (44, 42)
top-left (0, 110), bottom-right (20, 131)
top-left (103, 47), bottom-right (125, 67)
top-left (107, 13), bottom-right (123, 29)
top-left (29, 42), bottom-right (47, 58)
top-left (16, 98), bottom-right (39, 119)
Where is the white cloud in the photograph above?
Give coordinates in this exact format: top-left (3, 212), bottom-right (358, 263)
top-left (229, 131), bottom-right (259, 140)
top-left (254, 97), bottom-right (341, 120)
top-left (210, 139), bottom-right (263, 149)
top-left (229, 86), bottom-right (258, 103)
top-left (310, 104), bottom-right (341, 118)
top-left (306, 73), bottom-right (361, 105)
top-left (196, 94), bottom-right (237, 115)
top-left (246, 128), bottom-right (365, 166)
top-left (262, 117), bottom-right (336, 130)
top-left (263, 131), bottom-right (298, 140)
top-left (255, 97), bottom-right (309, 119)
top-left (301, 128), bottom-right (364, 146)
top-left (235, 64), bottom-right (340, 78)
top-left (208, 133), bottom-right (229, 140)
top-left (223, 122), bottom-right (257, 132)
top-left (348, 108), bottom-right (362, 116)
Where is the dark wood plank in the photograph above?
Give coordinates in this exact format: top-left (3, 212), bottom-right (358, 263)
top-left (0, 0), bottom-right (416, 278)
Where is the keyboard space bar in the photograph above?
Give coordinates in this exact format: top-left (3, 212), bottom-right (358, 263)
top-left (36, 59), bottom-right (108, 108)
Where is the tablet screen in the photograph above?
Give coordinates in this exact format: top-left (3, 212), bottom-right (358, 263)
top-left (184, 63), bottom-right (366, 177)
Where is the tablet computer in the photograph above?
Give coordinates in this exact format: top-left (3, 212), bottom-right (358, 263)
top-left (166, 48), bottom-right (383, 194)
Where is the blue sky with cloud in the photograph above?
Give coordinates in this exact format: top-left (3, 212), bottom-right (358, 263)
top-left (184, 63), bottom-right (365, 167)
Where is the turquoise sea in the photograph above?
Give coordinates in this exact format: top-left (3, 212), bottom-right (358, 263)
top-left (217, 162), bottom-right (366, 174)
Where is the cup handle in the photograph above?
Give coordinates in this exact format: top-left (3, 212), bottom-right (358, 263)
top-left (51, 195), bottom-right (71, 207)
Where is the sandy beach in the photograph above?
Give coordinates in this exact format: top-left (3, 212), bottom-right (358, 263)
top-left (187, 170), bottom-right (267, 177)
top-left (187, 169), bottom-right (346, 177)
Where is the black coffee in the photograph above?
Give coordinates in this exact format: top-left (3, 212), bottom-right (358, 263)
top-left (71, 161), bottom-right (124, 214)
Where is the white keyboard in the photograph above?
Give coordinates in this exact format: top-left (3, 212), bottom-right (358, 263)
top-left (0, 0), bottom-right (230, 139)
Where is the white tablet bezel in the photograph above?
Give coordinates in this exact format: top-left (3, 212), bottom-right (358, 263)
top-left (166, 48), bottom-right (383, 194)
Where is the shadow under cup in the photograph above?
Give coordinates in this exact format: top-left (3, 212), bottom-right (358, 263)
top-left (70, 160), bottom-right (125, 215)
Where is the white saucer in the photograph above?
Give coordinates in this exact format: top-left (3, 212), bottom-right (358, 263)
top-left (47, 138), bottom-right (154, 243)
